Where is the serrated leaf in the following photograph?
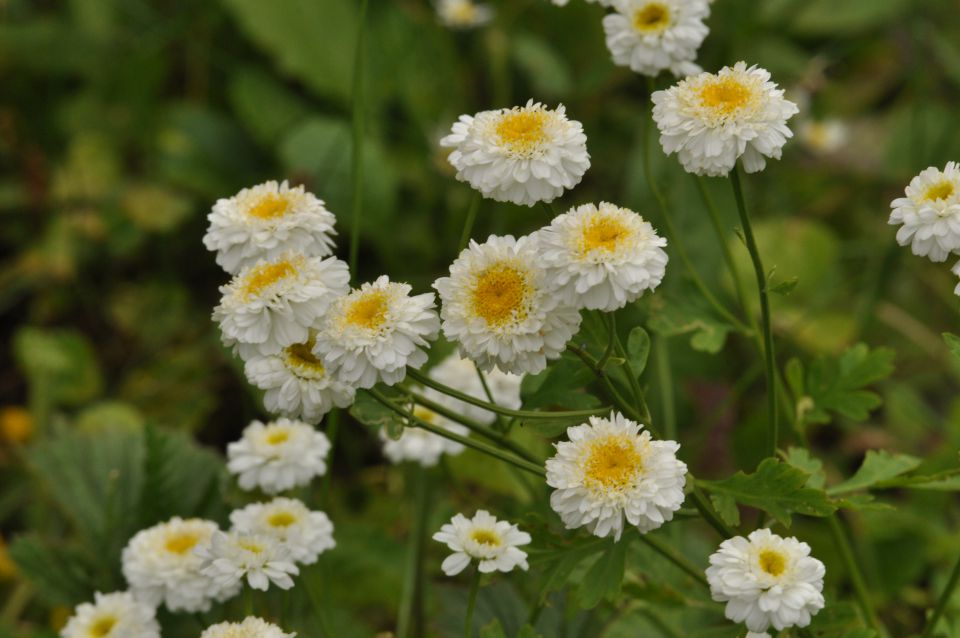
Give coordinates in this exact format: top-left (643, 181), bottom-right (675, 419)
top-left (783, 447), bottom-right (826, 489)
top-left (699, 458), bottom-right (837, 527)
top-left (648, 295), bottom-right (732, 354)
top-left (349, 387), bottom-right (408, 436)
top-left (576, 537), bottom-right (628, 609)
top-left (828, 450), bottom-right (921, 496)
top-left (709, 493), bottom-right (741, 527)
top-left (794, 343), bottom-right (895, 425)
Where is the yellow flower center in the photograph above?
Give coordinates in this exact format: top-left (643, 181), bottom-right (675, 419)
top-left (284, 337), bottom-right (326, 377)
top-left (449, 1), bottom-right (477, 23)
top-left (495, 110), bottom-right (548, 154)
top-left (700, 78), bottom-right (753, 115)
top-left (345, 290), bottom-right (390, 331)
top-left (583, 436), bottom-right (642, 490)
top-left (633, 3), bottom-right (671, 33)
top-left (265, 428), bottom-right (291, 445)
top-left (412, 406), bottom-right (438, 424)
top-left (247, 193), bottom-right (291, 220)
top-left (164, 531), bottom-right (201, 555)
top-left (471, 264), bottom-right (529, 327)
top-left (242, 260), bottom-right (297, 299)
top-left (758, 549), bottom-right (786, 576)
top-left (580, 215), bottom-right (629, 256)
top-left (89, 616), bottom-right (117, 637)
top-left (268, 512), bottom-right (298, 528)
top-left (239, 539), bottom-right (265, 554)
top-left (924, 180), bottom-right (955, 202)
top-left (470, 529), bottom-right (501, 546)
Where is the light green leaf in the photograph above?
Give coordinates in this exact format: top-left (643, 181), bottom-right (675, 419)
top-left (576, 537), bottom-right (628, 609)
top-left (534, 539), bottom-right (607, 603)
top-left (228, 67), bottom-right (310, 146)
top-left (626, 327), bottom-right (651, 378)
top-left (783, 447), bottom-right (826, 489)
top-left (8, 535), bottom-right (98, 606)
top-left (828, 450), bottom-right (921, 496)
top-left (512, 35), bottom-right (573, 98)
top-left (648, 295), bottom-right (732, 354)
top-left (793, 343), bottom-right (895, 425)
top-left (13, 326), bottom-right (102, 407)
top-left (944, 333), bottom-right (960, 364)
top-left (709, 493), bottom-right (741, 528)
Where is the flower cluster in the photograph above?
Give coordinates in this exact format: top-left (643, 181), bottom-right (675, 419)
top-left (199, 617), bottom-right (296, 638)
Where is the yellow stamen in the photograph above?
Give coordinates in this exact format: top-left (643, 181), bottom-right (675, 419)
top-left (247, 193), bottom-right (291, 220)
top-left (700, 78), bottom-right (753, 114)
top-left (580, 215), bottom-right (628, 255)
top-left (583, 436), bottom-right (642, 490)
top-left (758, 549), bottom-right (786, 576)
top-left (284, 337), bottom-right (325, 376)
top-left (496, 110), bottom-right (548, 154)
top-left (412, 406), bottom-right (438, 424)
top-left (470, 529), bottom-right (501, 546)
top-left (633, 3), bottom-right (670, 33)
top-left (267, 512), bottom-right (297, 528)
top-left (242, 260), bottom-right (296, 298)
top-left (239, 540), bottom-right (265, 554)
top-left (924, 181), bottom-right (955, 202)
top-left (89, 616), bottom-right (117, 637)
top-left (345, 290), bottom-right (389, 331)
top-left (164, 531), bottom-right (200, 555)
top-left (471, 264), bottom-right (529, 327)
top-left (265, 429), bottom-right (291, 445)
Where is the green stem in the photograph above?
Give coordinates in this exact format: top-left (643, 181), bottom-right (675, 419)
top-left (244, 585), bottom-right (254, 616)
top-left (348, 0), bottom-right (369, 279)
top-left (922, 553), bottom-right (960, 638)
top-left (690, 481), bottom-right (735, 538)
top-left (637, 534), bottom-right (709, 588)
top-left (729, 166), bottom-right (778, 457)
top-left (654, 336), bottom-right (676, 441)
top-left (304, 563), bottom-right (335, 636)
top-left (464, 569), bottom-right (482, 638)
top-left (321, 409), bottom-right (340, 509)
top-left (366, 388), bottom-right (546, 477)
top-left (475, 367), bottom-right (509, 432)
top-left (567, 344), bottom-right (647, 427)
top-left (596, 312), bottom-right (617, 371)
top-left (827, 515), bottom-right (881, 633)
top-left (396, 466), bottom-right (428, 638)
top-left (610, 315), bottom-right (652, 424)
top-left (458, 193), bottom-right (482, 253)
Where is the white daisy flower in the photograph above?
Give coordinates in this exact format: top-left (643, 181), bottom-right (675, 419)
top-left (203, 180), bottom-right (337, 275)
top-left (436, 0), bottom-right (493, 28)
top-left (440, 100), bottom-right (590, 207)
top-left (122, 517), bottom-right (237, 612)
top-left (432, 510), bottom-right (531, 576)
top-left (244, 331), bottom-right (356, 423)
top-left (428, 352), bottom-right (523, 424)
top-left (230, 497), bottom-right (335, 565)
top-left (198, 531), bottom-right (299, 592)
top-left (538, 202), bottom-right (668, 311)
top-left (380, 396), bottom-right (468, 467)
top-left (706, 528), bottom-right (826, 633)
top-left (888, 162), bottom-right (960, 262)
top-left (213, 252), bottom-right (350, 358)
top-left (312, 275), bottom-right (440, 389)
top-left (551, 0), bottom-right (615, 6)
top-left (545, 412), bottom-right (687, 540)
top-left (798, 118), bottom-right (848, 155)
top-left (434, 234), bottom-right (582, 375)
top-left (200, 617), bottom-right (295, 638)
top-left (603, 0), bottom-right (710, 78)
top-left (227, 418), bottom-right (331, 494)
top-left (652, 62), bottom-right (799, 176)
top-left (61, 592), bottom-right (160, 638)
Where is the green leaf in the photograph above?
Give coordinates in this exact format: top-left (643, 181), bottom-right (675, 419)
top-left (13, 326), bottom-right (102, 407)
top-left (944, 333), bottom-right (960, 364)
top-left (228, 66), bottom-right (310, 146)
top-left (8, 535), bottom-right (99, 606)
top-left (626, 327), bottom-right (651, 377)
top-left (479, 619), bottom-right (507, 638)
top-left (699, 458), bottom-right (837, 527)
top-left (512, 35), bottom-right (573, 98)
top-left (769, 276), bottom-right (799, 296)
top-left (787, 0), bottom-right (909, 36)
top-left (783, 447), bottom-right (826, 489)
top-left (828, 450), bottom-right (922, 496)
top-left (576, 537), bottom-right (628, 609)
top-left (517, 626), bottom-right (545, 638)
top-left (648, 295), bottom-right (732, 354)
top-left (533, 539), bottom-right (606, 603)
top-left (709, 493), bottom-right (741, 528)
top-left (350, 386), bottom-right (408, 439)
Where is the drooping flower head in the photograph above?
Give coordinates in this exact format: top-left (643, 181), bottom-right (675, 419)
top-left (539, 202), bottom-right (668, 311)
top-left (379, 392), bottom-right (468, 467)
top-left (706, 528), bottom-right (826, 633)
top-left (230, 497), bottom-right (335, 565)
top-left (440, 100), bottom-right (590, 207)
top-left (197, 531), bottom-right (299, 592)
top-left (436, 0), bottom-right (493, 28)
top-left (200, 617), bottom-right (296, 638)
top-left (888, 162), bottom-right (960, 262)
top-left (603, 0), bottom-right (710, 78)
top-left (428, 352), bottom-right (523, 424)
top-left (545, 412), bottom-right (687, 540)
top-left (227, 418), bottom-right (331, 494)
top-left (203, 180), bottom-right (337, 275)
top-left (652, 62), bottom-right (799, 176)
top-left (313, 276), bottom-right (440, 389)
top-left (61, 592), bottom-right (160, 638)
top-left (434, 234), bottom-right (582, 375)
top-left (432, 510), bottom-right (531, 576)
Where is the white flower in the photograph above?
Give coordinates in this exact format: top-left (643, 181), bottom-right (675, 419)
top-left (440, 100), bottom-right (590, 207)
top-left (230, 497), bottom-right (335, 565)
top-left (798, 119), bottom-right (848, 155)
top-left (122, 518), bottom-right (237, 612)
top-left (380, 396), bottom-right (468, 467)
top-left (227, 418), bottom-right (331, 494)
top-left (538, 202), bottom-right (668, 311)
top-left (551, 0), bottom-right (615, 6)
top-left (545, 412), bottom-right (687, 540)
top-left (428, 352), bottom-right (523, 424)
top-left (203, 180), bottom-right (337, 275)
top-left (652, 62), bottom-right (799, 176)
top-left (953, 260), bottom-right (960, 295)
top-left (213, 252), bottom-right (350, 358)
top-left (200, 617), bottom-right (296, 638)
top-left (434, 234), bottom-right (582, 375)
top-left (603, 0), bottom-right (710, 78)
top-left (436, 0), bottom-right (493, 28)
top-left (61, 592), bottom-right (160, 638)
top-left (313, 275), bottom-right (440, 389)
top-left (244, 331), bottom-right (356, 423)
top-left (706, 528), bottom-right (826, 633)
top-left (888, 162), bottom-right (960, 262)
top-left (198, 531), bottom-right (299, 592)
top-left (432, 510), bottom-right (531, 576)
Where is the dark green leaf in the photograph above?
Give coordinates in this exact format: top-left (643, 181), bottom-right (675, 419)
top-left (626, 327), bottom-right (651, 377)
top-left (576, 537), bottom-right (628, 609)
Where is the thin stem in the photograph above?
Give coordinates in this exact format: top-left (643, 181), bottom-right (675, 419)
top-left (827, 515), bottom-right (881, 633)
top-left (464, 569), bottom-right (482, 638)
top-left (567, 344), bottom-right (646, 426)
top-left (654, 336), bottom-right (676, 441)
top-left (690, 481), bottom-right (735, 538)
top-left (304, 563), bottom-right (335, 636)
top-left (596, 312), bottom-right (617, 371)
top-left (321, 409), bottom-right (339, 509)
top-left (243, 585), bottom-right (254, 616)
top-left (637, 534), bottom-right (710, 587)
top-left (366, 388), bottom-right (546, 477)
top-left (610, 315), bottom-right (652, 424)
top-left (729, 166), bottom-right (778, 457)
top-left (922, 553), bottom-right (960, 638)
top-left (396, 465), bottom-right (428, 638)
top-left (348, 0), bottom-right (369, 278)
top-left (458, 192), bottom-right (482, 253)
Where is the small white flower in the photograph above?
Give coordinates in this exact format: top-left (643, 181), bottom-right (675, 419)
top-left (440, 100), bottom-right (590, 207)
top-left (227, 418), bottom-right (331, 494)
top-left (230, 497), bottom-right (335, 565)
top-left (198, 531), bottom-right (299, 592)
top-left (61, 592), bottom-right (160, 638)
top-left (603, 0), bottom-right (710, 78)
top-left (539, 202), bottom-right (668, 311)
top-left (545, 412), bottom-right (687, 540)
top-left (122, 518), bottom-right (237, 612)
top-left (200, 617), bottom-right (296, 638)
top-left (244, 331), bottom-right (356, 423)
top-left (432, 510), bottom-right (531, 576)
top-left (436, 0), bottom-right (493, 28)
top-left (888, 162), bottom-right (960, 262)
top-left (380, 396), bottom-right (468, 467)
top-left (213, 252), bottom-right (350, 358)
top-left (551, 0), bottom-right (615, 6)
top-left (313, 275), bottom-right (440, 389)
top-left (652, 62), bottom-right (799, 176)
top-left (798, 119), bottom-right (848, 155)
top-left (434, 234), bottom-right (582, 375)
top-left (428, 353), bottom-right (523, 424)
top-left (706, 528), bottom-right (826, 633)
top-left (203, 180), bottom-right (337, 275)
